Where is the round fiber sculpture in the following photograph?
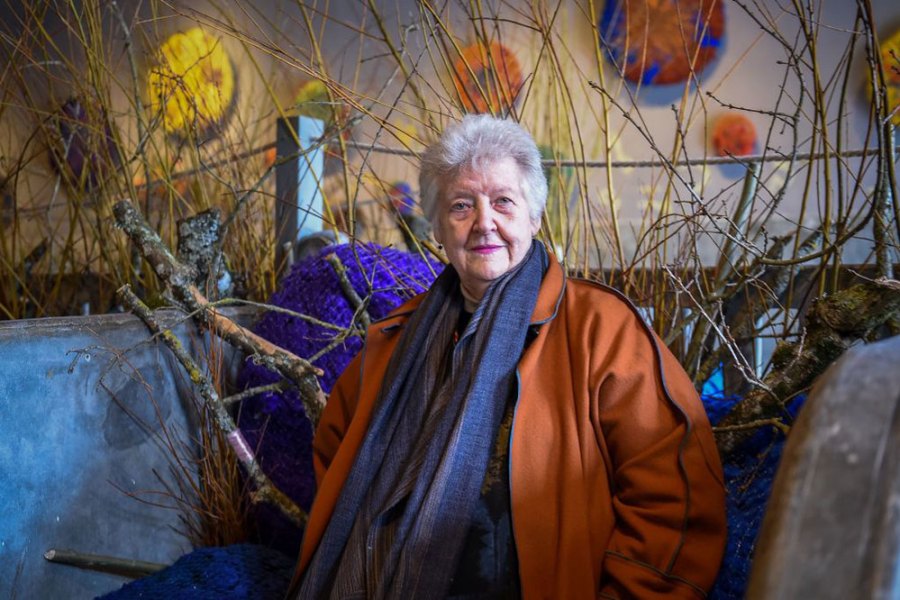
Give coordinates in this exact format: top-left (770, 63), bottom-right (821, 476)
top-left (237, 243), bottom-right (441, 552)
top-left (148, 27), bottom-right (236, 138)
top-left (452, 41), bottom-right (524, 114)
top-left (600, 0), bottom-right (725, 85)
top-left (711, 113), bottom-right (757, 157)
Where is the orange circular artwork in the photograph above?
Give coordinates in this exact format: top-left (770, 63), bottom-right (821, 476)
top-left (712, 113), bottom-right (756, 157)
top-left (452, 41), bottom-right (523, 114)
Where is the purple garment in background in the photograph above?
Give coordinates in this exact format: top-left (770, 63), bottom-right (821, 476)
top-left (237, 243), bottom-right (441, 553)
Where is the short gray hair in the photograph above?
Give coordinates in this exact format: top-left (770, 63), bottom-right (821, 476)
top-left (418, 114), bottom-right (547, 222)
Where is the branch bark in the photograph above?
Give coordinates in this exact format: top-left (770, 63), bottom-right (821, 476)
top-left (716, 277), bottom-right (900, 454)
top-left (118, 285), bottom-right (307, 528)
top-left (113, 199), bottom-right (326, 425)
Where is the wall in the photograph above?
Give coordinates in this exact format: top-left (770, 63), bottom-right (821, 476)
top-left (1, 0), bottom-right (898, 293)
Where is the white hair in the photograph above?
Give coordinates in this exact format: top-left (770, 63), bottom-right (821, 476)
top-left (418, 114), bottom-right (548, 222)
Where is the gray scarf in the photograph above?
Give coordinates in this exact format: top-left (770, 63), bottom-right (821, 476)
top-left (297, 240), bottom-right (548, 600)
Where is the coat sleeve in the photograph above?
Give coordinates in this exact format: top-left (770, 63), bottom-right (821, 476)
top-left (595, 311), bottom-right (727, 599)
top-left (311, 349), bottom-right (364, 486)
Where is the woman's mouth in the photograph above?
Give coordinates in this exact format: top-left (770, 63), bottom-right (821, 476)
top-left (470, 244), bottom-right (503, 255)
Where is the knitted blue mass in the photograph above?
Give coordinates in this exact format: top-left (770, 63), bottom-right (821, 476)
top-left (237, 242), bottom-right (441, 552)
top-left (99, 544), bottom-right (294, 599)
top-left (704, 392), bottom-right (806, 600)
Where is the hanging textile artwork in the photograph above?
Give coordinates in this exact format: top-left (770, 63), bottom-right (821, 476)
top-left (452, 41), bottom-right (524, 114)
top-left (148, 27), bottom-right (236, 139)
top-left (600, 0), bottom-right (725, 85)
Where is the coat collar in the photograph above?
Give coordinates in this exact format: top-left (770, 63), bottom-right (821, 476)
top-left (530, 254), bottom-right (566, 325)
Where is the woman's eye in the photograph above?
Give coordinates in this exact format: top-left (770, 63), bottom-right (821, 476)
top-left (450, 201), bottom-right (470, 212)
top-left (494, 196), bottom-right (513, 207)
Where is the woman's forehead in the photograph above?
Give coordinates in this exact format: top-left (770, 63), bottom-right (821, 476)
top-left (441, 157), bottom-right (523, 193)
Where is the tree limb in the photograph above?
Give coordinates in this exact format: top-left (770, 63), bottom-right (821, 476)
top-left (716, 277), bottom-right (900, 454)
top-left (118, 284), bottom-right (307, 528)
top-left (113, 199), bottom-right (326, 425)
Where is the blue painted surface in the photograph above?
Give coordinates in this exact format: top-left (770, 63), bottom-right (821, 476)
top-left (0, 310), bottom-right (252, 598)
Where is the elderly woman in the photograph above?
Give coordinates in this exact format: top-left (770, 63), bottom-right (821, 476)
top-left (289, 115), bottom-right (726, 599)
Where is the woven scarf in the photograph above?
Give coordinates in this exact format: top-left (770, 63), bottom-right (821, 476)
top-left (297, 240), bottom-right (548, 600)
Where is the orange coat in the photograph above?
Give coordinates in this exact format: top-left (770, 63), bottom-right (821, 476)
top-left (291, 259), bottom-right (726, 599)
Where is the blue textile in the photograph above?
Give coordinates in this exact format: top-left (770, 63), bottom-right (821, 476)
top-left (706, 391), bottom-right (806, 600)
top-left (99, 544), bottom-right (294, 599)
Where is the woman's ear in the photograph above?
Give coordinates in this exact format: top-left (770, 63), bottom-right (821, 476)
top-left (530, 217), bottom-right (541, 236)
top-left (431, 215), bottom-right (445, 245)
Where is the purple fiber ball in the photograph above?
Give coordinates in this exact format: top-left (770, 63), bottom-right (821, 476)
top-left (237, 242), bottom-right (441, 552)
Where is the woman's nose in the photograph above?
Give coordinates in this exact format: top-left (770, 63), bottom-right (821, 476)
top-left (473, 205), bottom-right (496, 232)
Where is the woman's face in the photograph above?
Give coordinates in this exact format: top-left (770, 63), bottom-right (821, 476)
top-left (433, 156), bottom-right (540, 305)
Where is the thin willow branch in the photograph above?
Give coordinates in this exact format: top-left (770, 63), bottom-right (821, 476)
top-left (713, 418), bottom-right (791, 436)
top-left (44, 548), bottom-right (165, 579)
top-left (222, 381), bottom-right (290, 407)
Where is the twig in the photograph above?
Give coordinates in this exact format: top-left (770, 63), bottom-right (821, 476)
top-left (326, 251), bottom-right (372, 329)
top-left (117, 284), bottom-right (307, 528)
top-left (713, 418), bottom-right (791, 436)
top-left (222, 381), bottom-right (290, 407)
top-left (210, 297), bottom-right (348, 332)
top-left (44, 548), bottom-right (165, 579)
top-left (419, 238), bottom-right (449, 265)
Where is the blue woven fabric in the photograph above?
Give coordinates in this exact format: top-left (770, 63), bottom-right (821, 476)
top-left (705, 392), bottom-right (806, 599)
top-left (237, 243), bottom-right (441, 552)
top-left (98, 544), bottom-right (294, 599)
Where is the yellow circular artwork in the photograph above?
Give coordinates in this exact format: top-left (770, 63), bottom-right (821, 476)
top-left (877, 28), bottom-right (900, 126)
top-left (293, 80), bottom-right (333, 121)
top-left (148, 27), bottom-right (235, 136)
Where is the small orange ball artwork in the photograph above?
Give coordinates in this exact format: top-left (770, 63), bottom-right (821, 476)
top-left (452, 41), bottom-right (523, 114)
top-left (711, 113), bottom-right (757, 157)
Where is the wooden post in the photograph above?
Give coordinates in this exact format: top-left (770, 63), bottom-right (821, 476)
top-left (275, 115), bottom-right (325, 275)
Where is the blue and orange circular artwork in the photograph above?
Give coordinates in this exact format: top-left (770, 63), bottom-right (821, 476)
top-left (600, 0), bottom-right (725, 85)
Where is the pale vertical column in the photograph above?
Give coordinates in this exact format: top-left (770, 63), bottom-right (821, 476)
top-left (275, 115), bottom-right (325, 274)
